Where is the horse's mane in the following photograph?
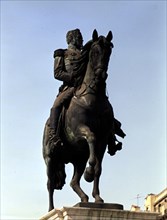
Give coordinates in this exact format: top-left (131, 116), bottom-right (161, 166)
top-left (71, 41), bottom-right (93, 87)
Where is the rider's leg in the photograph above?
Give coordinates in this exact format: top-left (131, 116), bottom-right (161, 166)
top-left (114, 118), bottom-right (126, 138)
top-left (49, 104), bottom-right (62, 148)
top-left (104, 97), bottom-right (124, 155)
top-left (49, 87), bottom-right (74, 148)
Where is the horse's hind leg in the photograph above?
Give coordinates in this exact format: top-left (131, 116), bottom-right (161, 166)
top-left (46, 157), bottom-right (55, 211)
top-left (70, 161), bottom-right (89, 202)
top-left (47, 178), bottom-right (54, 211)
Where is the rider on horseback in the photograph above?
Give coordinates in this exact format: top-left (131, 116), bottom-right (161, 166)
top-left (49, 29), bottom-right (85, 149)
top-left (49, 29), bottom-right (125, 155)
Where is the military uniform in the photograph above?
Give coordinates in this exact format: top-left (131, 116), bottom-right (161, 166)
top-left (49, 46), bottom-right (82, 134)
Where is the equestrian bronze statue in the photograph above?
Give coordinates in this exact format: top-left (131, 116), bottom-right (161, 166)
top-left (43, 29), bottom-right (126, 211)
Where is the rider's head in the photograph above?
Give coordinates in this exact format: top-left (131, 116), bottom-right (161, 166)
top-left (66, 29), bottom-right (83, 50)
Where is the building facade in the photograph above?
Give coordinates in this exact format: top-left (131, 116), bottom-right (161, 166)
top-left (144, 188), bottom-right (167, 215)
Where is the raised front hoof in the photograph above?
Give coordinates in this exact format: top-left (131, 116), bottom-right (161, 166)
top-left (84, 167), bottom-right (94, 182)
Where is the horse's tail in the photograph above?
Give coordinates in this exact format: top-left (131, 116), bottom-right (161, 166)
top-left (53, 162), bottom-right (66, 190)
top-left (43, 120), bottom-right (66, 190)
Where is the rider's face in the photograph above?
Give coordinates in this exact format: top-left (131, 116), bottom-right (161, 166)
top-left (73, 34), bottom-right (83, 50)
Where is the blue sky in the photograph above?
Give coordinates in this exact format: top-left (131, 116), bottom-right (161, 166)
top-left (1, 1), bottom-right (166, 219)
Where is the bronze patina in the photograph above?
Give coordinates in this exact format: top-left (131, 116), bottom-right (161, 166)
top-left (43, 29), bottom-right (126, 211)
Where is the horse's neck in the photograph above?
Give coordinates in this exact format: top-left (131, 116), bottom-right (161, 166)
top-left (82, 64), bottom-right (94, 89)
top-left (76, 62), bottom-right (106, 106)
top-left (83, 63), bottom-right (106, 94)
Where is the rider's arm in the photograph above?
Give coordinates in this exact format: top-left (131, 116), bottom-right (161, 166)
top-left (54, 56), bottom-right (73, 83)
top-left (53, 50), bottom-right (73, 83)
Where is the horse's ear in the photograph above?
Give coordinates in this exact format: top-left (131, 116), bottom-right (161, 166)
top-left (92, 29), bottom-right (98, 41)
top-left (106, 31), bottom-right (113, 42)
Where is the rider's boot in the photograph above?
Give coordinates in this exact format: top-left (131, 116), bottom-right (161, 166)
top-left (114, 118), bottom-right (126, 138)
top-left (49, 107), bottom-right (62, 152)
top-left (107, 135), bottom-right (122, 156)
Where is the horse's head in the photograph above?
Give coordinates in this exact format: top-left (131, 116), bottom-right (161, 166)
top-left (75, 30), bottom-right (114, 97)
top-left (89, 29), bottom-right (114, 81)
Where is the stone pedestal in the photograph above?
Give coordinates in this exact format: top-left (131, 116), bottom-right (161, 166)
top-left (40, 203), bottom-right (161, 220)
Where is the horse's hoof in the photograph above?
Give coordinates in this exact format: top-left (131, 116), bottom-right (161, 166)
top-left (48, 206), bottom-right (54, 212)
top-left (84, 167), bottom-right (94, 182)
top-left (95, 197), bottom-right (104, 203)
top-left (81, 195), bottom-right (89, 203)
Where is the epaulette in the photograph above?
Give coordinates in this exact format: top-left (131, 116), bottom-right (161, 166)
top-left (53, 49), bottom-right (66, 58)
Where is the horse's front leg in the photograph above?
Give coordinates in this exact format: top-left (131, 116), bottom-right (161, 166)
top-left (92, 145), bottom-right (106, 203)
top-left (92, 160), bottom-right (104, 203)
top-left (78, 126), bottom-right (96, 182)
top-left (46, 156), bottom-right (55, 211)
top-left (70, 161), bottom-right (89, 202)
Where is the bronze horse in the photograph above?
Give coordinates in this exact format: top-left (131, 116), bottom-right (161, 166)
top-left (43, 30), bottom-right (125, 211)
